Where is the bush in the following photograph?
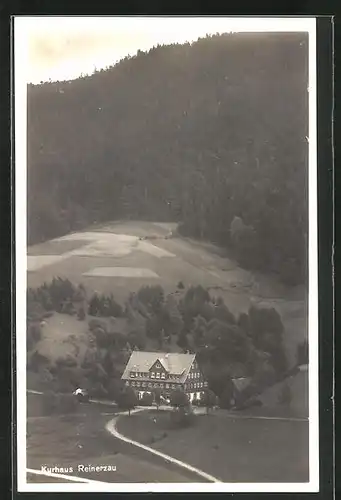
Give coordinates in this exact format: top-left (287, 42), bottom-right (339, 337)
top-left (170, 407), bottom-right (195, 428)
top-left (117, 386), bottom-right (138, 415)
top-left (140, 392), bottom-right (154, 406)
top-left (177, 281), bottom-right (185, 290)
top-left (170, 389), bottom-right (189, 408)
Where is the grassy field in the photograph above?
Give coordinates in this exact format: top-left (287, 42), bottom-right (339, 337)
top-left (26, 398), bottom-right (204, 483)
top-left (27, 239), bottom-right (88, 256)
top-left (117, 409), bottom-right (309, 483)
top-left (27, 220), bottom-right (307, 367)
top-left (29, 312), bottom-right (91, 365)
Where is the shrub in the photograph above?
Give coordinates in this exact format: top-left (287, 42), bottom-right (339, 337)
top-left (201, 389), bottom-right (217, 413)
top-left (117, 387), bottom-right (138, 415)
top-left (140, 392), bottom-right (154, 406)
top-left (169, 389), bottom-right (189, 409)
top-left (177, 281), bottom-right (185, 289)
top-left (170, 407), bottom-right (195, 428)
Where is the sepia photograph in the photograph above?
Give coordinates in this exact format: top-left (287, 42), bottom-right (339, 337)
top-left (15, 16), bottom-right (318, 492)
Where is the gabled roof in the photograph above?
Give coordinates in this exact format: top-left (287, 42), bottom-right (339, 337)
top-left (121, 351), bottom-right (196, 383)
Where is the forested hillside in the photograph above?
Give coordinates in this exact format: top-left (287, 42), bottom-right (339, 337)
top-left (27, 32), bottom-right (308, 284)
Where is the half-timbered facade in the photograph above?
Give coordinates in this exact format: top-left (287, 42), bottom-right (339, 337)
top-left (121, 351), bottom-right (208, 402)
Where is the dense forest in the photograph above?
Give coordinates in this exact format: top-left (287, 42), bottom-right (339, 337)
top-left (27, 32), bottom-right (308, 284)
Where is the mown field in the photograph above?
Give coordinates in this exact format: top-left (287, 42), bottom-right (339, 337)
top-left (117, 409), bottom-right (309, 483)
top-left (26, 395), bottom-right (204, 483)
top-left (27, 221), bottom-right (307, 367)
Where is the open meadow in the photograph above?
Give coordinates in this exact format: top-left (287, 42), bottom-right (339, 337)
top-left (27, 221), bottom-right (307, 368)
top-left (26, 394), bottom-right (204, 483)
top-left (117, 409), bottom-right (309, 483)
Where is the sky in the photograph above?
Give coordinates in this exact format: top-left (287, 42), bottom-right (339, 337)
top-left (15, 16), bottom-right (315, 84)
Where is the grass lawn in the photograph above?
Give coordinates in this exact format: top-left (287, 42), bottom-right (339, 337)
top-left (27, 239), bottom-right (88, 256)
top-left (26, 403), bottom-right (202, 483)
top-left (117, 410), bottom-right (309, 483)
top-left (26, 221), bottom-right (307, 367)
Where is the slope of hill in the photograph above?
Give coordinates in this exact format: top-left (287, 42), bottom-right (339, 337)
top-left (258, 365), bottom-right (308, 417)
top-left (27, 32), bottom-right (308, 284)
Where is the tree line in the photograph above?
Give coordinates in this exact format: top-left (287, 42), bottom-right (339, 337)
top-left (26, 279), bottom-right (308, 410)
top-left (27, 32), bottom-right (308, 285)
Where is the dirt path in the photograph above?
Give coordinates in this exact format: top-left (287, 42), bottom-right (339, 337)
top-left (105, 408), bottom-right (221, 483)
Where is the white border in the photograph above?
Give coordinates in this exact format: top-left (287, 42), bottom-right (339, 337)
top-left (15, 16), bottom-right (318, 493)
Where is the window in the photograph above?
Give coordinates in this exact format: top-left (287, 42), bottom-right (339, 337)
top-left (166, 383), bottom-right (170, 389)
top-left (155, 383), bottom-right (159, 388)
top-left (159, 383), bottom-right (164, 388)
top-left (125, 381), bottom-right (129, 386)
top-left (156, 373), bottom-right (160, 379)
top-left (132, 381), bottom-right (135, 387)
top-left (136, 382), bottom-right (140, 387)
top-left (130, 372), bottom-right (135, 378)
top-left (151, 372), bottom-right (155, 379)
top-left (161, 373), bottom-right (165, 379)
top-left (172, 384), bottom-right (176, 389)
top-left (156, 363), bottom-right (161, 368)
top-left (142, 382), bottom-right (146, 388)
top-left (148, 382), bottom-right (152, 388)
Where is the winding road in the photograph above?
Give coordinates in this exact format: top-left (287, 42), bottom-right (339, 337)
top-left (26, 391), bottom-right (221, 484)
